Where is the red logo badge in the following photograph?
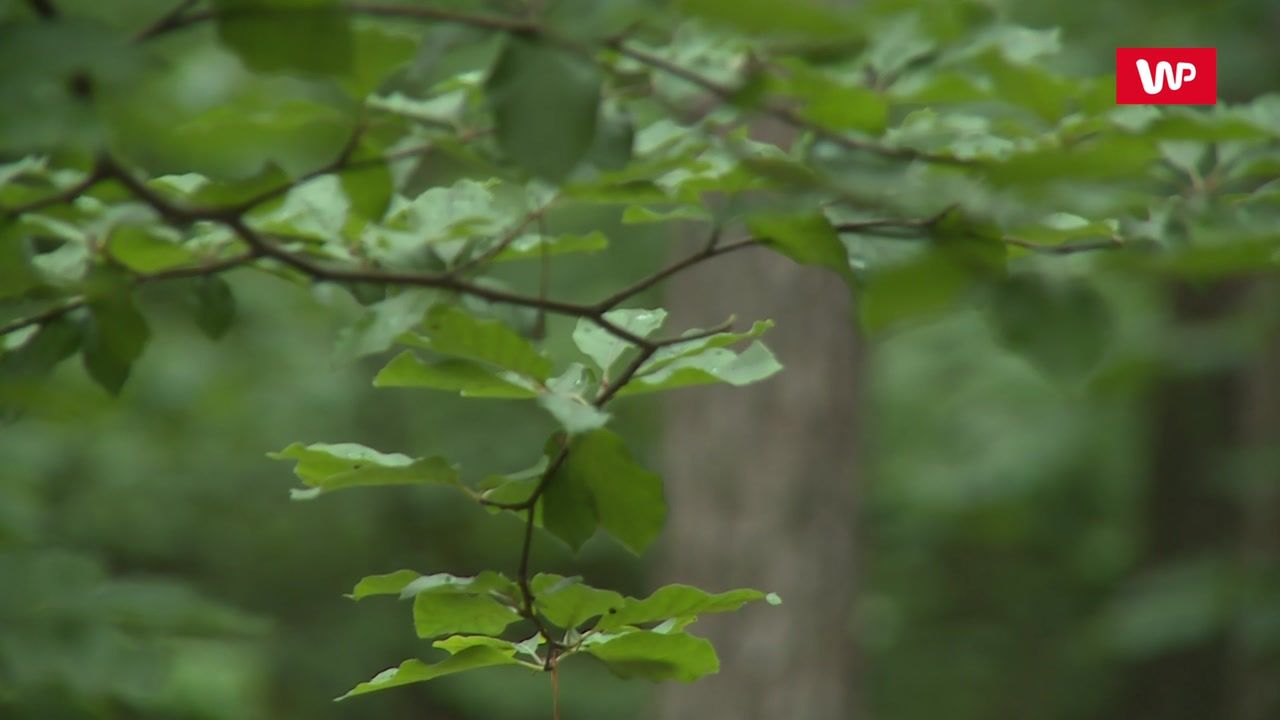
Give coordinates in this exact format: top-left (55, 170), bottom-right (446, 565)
top-left (1115, 48), bottom-right (1217, 105)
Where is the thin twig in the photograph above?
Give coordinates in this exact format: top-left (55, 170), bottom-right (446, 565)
top-left (451, 197), bottom-right (558, 276)
top-left (595, 239), bottom-right (757, 311)
top-left (0, 251), bottom-right (257, 338)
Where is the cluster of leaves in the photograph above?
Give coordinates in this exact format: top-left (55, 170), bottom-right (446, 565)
top-left (2, 0), bottom-right (1279, 710)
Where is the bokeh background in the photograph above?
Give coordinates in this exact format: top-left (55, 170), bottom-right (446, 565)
top-left (3, 1), bottom-right (1279, 719)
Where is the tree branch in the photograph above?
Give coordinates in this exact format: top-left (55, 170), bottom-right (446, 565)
top-left (1, 166), bottom-right (106, 219)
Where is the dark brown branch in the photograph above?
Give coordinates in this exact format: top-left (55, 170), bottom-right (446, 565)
top-left (594, 345), bottom-right (657, 406)
top-left (514, 442), bottom-right (571, 657)
top-left (0, 299), bottom-right (83, 338)
top-left (100, 160), bottom-right (656, 346)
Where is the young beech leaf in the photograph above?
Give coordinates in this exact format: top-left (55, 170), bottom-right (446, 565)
top-left (532, 574), bottom-right (624, 629)
top-left (748, 210), bottom-right (855, 285)
top-left (374, 352), bottom-right (538, 399)
top-left (337, 646), bottom-right (524, 700)
top-left (595, 584), bottom-right (778, 632)
top-left (417, 305), bottom-right (552, 382)
top-left (349, 570), bottom-right (421, 600)
top-left (572, 308), bottom-right (667, 374)
top-left (412, 593), bottom-right (521, 638)
top-left (268, 442), bottom-right (458, 500)
top-left (582, 629), bottom-right (719, 682)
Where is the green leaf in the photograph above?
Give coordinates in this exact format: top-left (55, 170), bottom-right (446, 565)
top-left (339, 136), bottom-right (394, 222)
top-left (621, 205), bottom-right (712, 224)
top-left (267, 442), bottom-right (458, 499)
top-left (417, 305), bottom-right (552, 382)
top-left (432, 635), bottom-right (528, 656)
top-left (532, 574), bottom-right (624, 629)
top-left (256, 174), bottom-right (349, 242)
top-left (337, 646), bottom-right (522, 700)
top-left (106, 226), bottom-right (194, 272)
top-left (554, 430), bottom-right (665, 554)
top-left (596, 585), bottom-right (775, 632)
top-left (583, 630), bottom-right (719, 682)
top-left (773, 60), bottom-right (888, 133)
top-left (413, 592), bottom-right (521, 639)
top-left (0, 21), bottom-right (143, 155)
top-left (82, 291), bottom-right (150, 396)
top-left (491, 231), bottom-right (609, 262)
top-left (190, 276), bottom-right (236, 340)
top-left (0, 227), bottom-right (38, 299)
top-left (344, 24), bottom-right (420, 98)
top-left (541, 443), bottom-right (598, 552)
top-left (622, 341), bottom-right (782, 395)
top-left (857, 251), bottom-right (974, 333)
top-left (1009, 213), bottom-right (1119, 251)
top-left (349, 570), bottom-right (421, 600)
top-left (373, 351), bottom-right (538, 399)
top-left (399, 571), bottom-right (518, 599)
top-left (213, 0), bottom-right (353, 77)
top-left (486, 36), bottom-right (602, 181)
top-left (987, 274), bottom-right (1112, 381)
top-left (748, 211), bottom-right (854, 283)
top-left (638, 320), bottom-right (774, 374)
top-left (0, 316), bottom-right (82, 384)
top-left (537, 364), bottom-right (611, 433)
top-left (109, 89), bottom-right (356, 181)
top-left (982, 135), bottom-right (1159, 185)
top-left (572, 309), bottom-right (667, 374)
top-left (334, 290), bottom-right (434, 362)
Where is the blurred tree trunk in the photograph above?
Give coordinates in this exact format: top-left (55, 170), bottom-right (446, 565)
top-left (1233, 284), bottom-right (1280, 720)
top-left (657, 245), bottom-right (863, 720)
top-left (1116, 282), bottom-right (1279, 720)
